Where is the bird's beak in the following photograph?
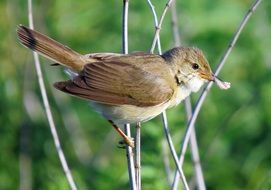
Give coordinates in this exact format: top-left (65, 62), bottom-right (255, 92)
top-left (198, 72), bottom-right (215, 81)
top-left (199, 71), bottom-right (231, 89)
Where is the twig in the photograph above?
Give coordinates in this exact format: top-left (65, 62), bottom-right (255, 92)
top-left (146, 0), bottom-right (162, 53)
top-left (124, 125), bottom-right (137, 190)
top-left (170, 2), bottom-right (206, 190)
top-left (122, 1), bottom-right (137, 189)
top-left (173, 0), bottom-right (263, 184)
top-left (161, 112), bottom-right (189, 190)
top-left (188, 127), bottom-right (206, 190)
top-left (135, 123), bottom-right (141, 190)
top-left (122, 0), bottom-right (129, 54)
top-left (27, 0), bottom-right (77, 190)
top-left (147, 0), bottom-right (171, 184)
top-left (147, 0), bottom-right (189, 189)
top-left (150, 0), bottom-right (174, 53)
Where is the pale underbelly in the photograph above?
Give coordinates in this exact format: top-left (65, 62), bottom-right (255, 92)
top-left (90, 84), bottom-right (194, 125)
top-left (91, 102), bottom-right (171, 125)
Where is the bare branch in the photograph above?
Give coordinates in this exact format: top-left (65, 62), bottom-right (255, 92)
top-left (175, 0), bottom-right (263, 181)
top-left (135, 123), bottom-right (141, 190)
top-left (122, 0), bottom-right (129, 54)
top-left (124, 125), bottom-right (137, 190)
top-left (147, 1), bottom-right (173, 186)
top-left (150, 0), bottom-right (174, 53)
top-left (147, 0), bottom-right (189, 189)
top-left (122, 1), bottom-right (137, 189)
top-left (161, 113), bottom-right (190, 190)
top-left (188, 129), bottom-right (206, 189)
top-left (147, 0), bottom-right (162, 53)
top-left (170, 2), bottom-right (206, 190)
top-left (27, 0), bottom-right (77, 190)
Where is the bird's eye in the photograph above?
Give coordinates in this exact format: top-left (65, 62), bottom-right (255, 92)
top-left (192, 63), bottom-right (199, 70)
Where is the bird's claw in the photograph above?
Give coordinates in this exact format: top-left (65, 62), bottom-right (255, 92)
top-left (118, 137), bottom-right (134, 148)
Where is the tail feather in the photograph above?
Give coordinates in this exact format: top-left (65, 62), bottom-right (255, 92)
top-left (17, 25), bottom-right (88, 71)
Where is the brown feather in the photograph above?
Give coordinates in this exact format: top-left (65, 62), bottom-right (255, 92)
top-left (54, 59), bottom-right (175, 107)
top-left (16, 25), bottom-right (88, 71)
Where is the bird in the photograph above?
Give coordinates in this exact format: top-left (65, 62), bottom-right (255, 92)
top-left (16, 24), bottom-right (230, 148)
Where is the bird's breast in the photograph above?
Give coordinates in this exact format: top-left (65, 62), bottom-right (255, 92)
top-left (168, 85), bottom-right (191, 108)
top-left (168, 76), bottom-right (205, 108)
top-left (91, 102), bottom-right (171, 125)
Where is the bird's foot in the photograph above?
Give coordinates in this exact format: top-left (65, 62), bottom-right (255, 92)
top-left (118, 137), bottom-right (134, 149)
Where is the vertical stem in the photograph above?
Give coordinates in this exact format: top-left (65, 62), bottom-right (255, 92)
top-left (124, 126), bottom-right (137, 190)
top-left (122, 0), bottom-right (129, 54)
top-left (170, 2), bottom-right (206, 189)
top-left (147, 0), bottom-right (189, 189)
top-left (122, 0), bottom-right (137, 189)
top-left (135, 123), bottom-right (141, 190)
top-left (27, 1), bottom-right (77, 190)
top-left (189, 128), bottom-right (206, 190)
top-left (147, 0), bottom-right (162, 53)
top-left (161, 112), bottom-right (190, 190)
top-left (150, 0), bottom-right (174, 53)
top-left (172, 0), bottom-right (263, 188)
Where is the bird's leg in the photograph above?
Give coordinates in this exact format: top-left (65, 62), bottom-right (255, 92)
top-left (108, 120), bottom-right (134, 148)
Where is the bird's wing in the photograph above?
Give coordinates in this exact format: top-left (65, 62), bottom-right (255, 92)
top-left (54, 60), bottom-right (174, 107)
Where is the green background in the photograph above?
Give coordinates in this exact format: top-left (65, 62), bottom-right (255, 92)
top-left (1, 0), bottom-right (271, 189)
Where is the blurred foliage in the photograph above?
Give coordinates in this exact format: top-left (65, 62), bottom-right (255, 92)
top-left (1, 0), bottom-right (271, 189)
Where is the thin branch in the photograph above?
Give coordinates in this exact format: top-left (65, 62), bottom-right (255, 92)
top-left (27, 0), bottom-right (77, 190)
top-left (150, 0), bottom-right (174, 53)
top-left (122, 0), bottom-right (129, 54)
top-left (124, 125), bottom-right (137, 190)
top-left (147, 0), bottom-right (162, 53)
top-left (135, 123), bottom-right (141, 190)
top-left (174, 0), bottom-right (263, 183)
top-left (122, 1), bottom-right (137, 190)
top-left (161, 113), bottom-right (190, 190)
top-left (147, 1), bottom-right (173, 186)
top-left (147, 0), bottom-right (189, 189)
top-left (187, 127), bottom-right (206, 190)
top-left (170, 2), bottom-right (206, 190)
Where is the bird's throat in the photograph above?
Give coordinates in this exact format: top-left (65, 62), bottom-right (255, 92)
top-left (169, 76), bottom-right (205, 108)
top-left (187, 77), bottom-right (205, 92)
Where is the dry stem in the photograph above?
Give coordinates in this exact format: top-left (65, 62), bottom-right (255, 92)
top-left (173, 0), bottom-right (263, 187)
top-left (147, 0), bottom-right (189, 189)
top-left (150, 0), bottom-right (174, 53)
top-left (170, 1), bottom-right (206, 190)
top-left (135, 123), bottom-right (141, 190)
top-left (27, 0), bottom-right (77, 189)
top-left (122, 0), bottom-right (137, 189)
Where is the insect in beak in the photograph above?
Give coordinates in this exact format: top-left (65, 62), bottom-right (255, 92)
top-left (213, 75), bottom-right (231, 90)
top-left (198, 71), bottom-right (215, 81)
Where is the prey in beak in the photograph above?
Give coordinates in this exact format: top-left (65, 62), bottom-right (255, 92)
top-left (199, 71), bottom-right (231, 90)
top-left (213, 75), bottom-right (231, 90)
top-left (198, 71), bottom-right (215, 81)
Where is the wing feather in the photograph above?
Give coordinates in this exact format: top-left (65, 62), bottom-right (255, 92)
top-left (54, 59), bottom-right (174, 107)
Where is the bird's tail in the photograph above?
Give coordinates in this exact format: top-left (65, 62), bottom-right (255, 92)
top-left (16, 24), bottom-right (88, 71)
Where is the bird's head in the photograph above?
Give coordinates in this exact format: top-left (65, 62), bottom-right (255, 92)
top-left (163, 47), bottom-right (214, 92)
